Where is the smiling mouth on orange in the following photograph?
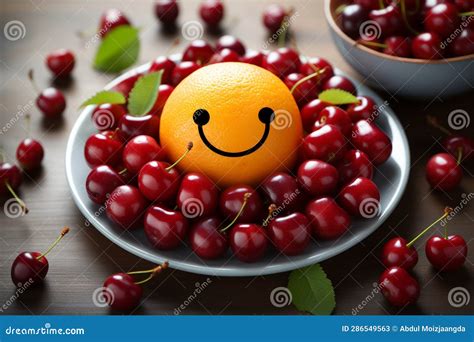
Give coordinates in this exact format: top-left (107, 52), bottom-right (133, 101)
top-left (192, 107), bottom-right (276, 157)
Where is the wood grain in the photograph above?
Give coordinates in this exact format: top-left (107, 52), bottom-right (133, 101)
top-left (0, 0), bottom-right (472, 315)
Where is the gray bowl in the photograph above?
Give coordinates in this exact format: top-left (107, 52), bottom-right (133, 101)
top-left (324, 0), bottom-right (474, 98)
top-left (65, 61), bottom-right (410, 277)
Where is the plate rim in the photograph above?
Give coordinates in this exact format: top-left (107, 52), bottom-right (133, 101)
top-left (65, 61), bottom-right (410, 277)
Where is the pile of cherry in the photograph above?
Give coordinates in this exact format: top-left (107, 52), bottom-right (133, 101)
top-left (83, 32), bottom-right (393, 265)
top-left (339, 0), bottom-right (474, 58)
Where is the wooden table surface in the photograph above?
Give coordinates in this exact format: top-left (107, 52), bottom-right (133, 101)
top-left (0, 0), bottom-right (473, 315)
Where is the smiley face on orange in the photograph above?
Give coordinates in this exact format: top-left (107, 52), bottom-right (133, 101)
top-left (159, 62), bottom-right (303, 187)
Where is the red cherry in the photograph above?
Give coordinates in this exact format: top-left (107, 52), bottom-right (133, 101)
top-left (208, 48), bottom-right (241, 64)
top-left (219, 185), bottom-right (263, 223)
top-left (338, 177), bottom-right (380, 217)
top-left (381, 237), bottom-right (419, 270)
top-left (46, 49), bottom-right (75, 78)
top-left (341, 4), bottom-right (370, 38)
top-left (379, 267), bottom-right (420, 307)
top-left (112, 72), bottom-right (141, 97)
top-left (144, 205), bottom-right (189, 250)
top-left (425, 153), bottom-right (462, 191)
top-left (262, 4), bottom-right (287, 32)
top-left (86, 165), bottom-right (124, 204)
top-left (354, 0), bottom-right (380, 10)
top-left (305, 197), bottom-right (351, 240)
top-left (262, 47), bottom-right (301, 78)
top-left (284, 72), bottom-right (318, 107)
top-left (84, 130), bottom-right (123, 168)
top-left (297, 160), bottom-right (339, 196)
top-left (92, 103), bottom-right (126, 131)
top-left (267, 212), bottom-right (311, 255)
top-left (0, 162), bottom-right (23, 196)
top-left (182, 40), bottom-right (215, 64)
top-left (122, 135), bottom-right (164, 174)
top-left (216, 35), bottom-right (246, 56)
top-left (36, 87), bottom-right (66, 119)
top-left (322, 75), bottom-right (357, 95)
top-left (450, 28), bottom-right (474, 56)
top-left (303, 124), bottom-right (347, 163)
top-left (351, 120), bottom-right (392, 165)
top-left (138, 142), bottom-right (192, 202)
top-left (171, 61), bottom-right (200, 86)
top-left (118, 114), bottom-right (160, 141)
top-left (300, 99), bottom-right (330, 132)
top-left (149, 56), bottom-right (176, 84)
top-left (229, 224), bottom-right (268, 262)
top-left (16, 138), bottom-right (44, 171)
top-left (177, 172), bottom-right (218, 219)
top-left (425, 235), bottom-right (467, 271)
top-left (199, 0), bottom-right (224, 28)
top-left (106, 185), bottom-right (147, 229)
top-left (154, 0), bottom-right (179, 26)
top-left (11, 228), bottom-right (69, 286)
top-left (313, 106), bottom-right (352, 137)
top-left (261, 172), bottom-right (304, 213)
top-left (454, 0), bottom-right (474, 11)
top-left (442, 135), bottom-right (473, 162)
top-left (98, 9), bottom-right (131, 38)
top-left (299, 57), bottom-right (334, 84)
top-left (412, 32), bottom-right (443, 59)
top-left (425, 3), bottom-right (460, 38)
top-left (189, 216), bottom-right (228, 259)
top-left (336, 149), bottom-right (373, 184)
top-left (147, 84), bottom-right (174, 116)
top-left (346, 96), bottom-right (377, 123)
top-left (240, 50), bottom-right (264, 66)
top-left (383, 36), bottom-right (412, 57)
top-left (368, 5), bottom-right (405, 38)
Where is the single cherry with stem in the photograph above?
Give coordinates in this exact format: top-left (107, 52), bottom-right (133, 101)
top-left (426, 153), bottom-right (462, 191)
top-left (426, 234), bottom-right (467, 272)
top-left (29, 70), bottom-right (66, 119)
top-left (219, 184), bottom-right (263, 223)
top-left (11, 227), bottom-right (69, 286)
top-left (16, 114), bottom-right (44, 171)
top-left (0, 157), bottom-right (27, 214)
top-left (46, 49), bottom-right (75, 78)
top-left (122, 135), bottom-right (165, 174)
top-left (300, 99), bottom-right (329, 132)
top-left (138, 142), bottom-right (193, 202)
top-left (261, 172), bottom-right (304, 213)
top-left (262, 4), bottom-right (288, 33)
top-left (379, 267), bottom-right (420, 307)
top-left (103, 261), bottom-right (168, 311)
top-left (313, 106), bottom-right (352, 137)
top-left (84, 130), bottom-right (123, 168)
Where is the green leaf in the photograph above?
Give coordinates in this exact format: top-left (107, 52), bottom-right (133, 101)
top-left (318, 89), bottom-right (359, 105)
top-left (79, 90), bottom-right (126, 108)
top-left (93, 25), bottom-right (140, 73)
top-left (288, 264), bottom-right (335, 315)
top-left (127, 70), bottom-right (163, 116)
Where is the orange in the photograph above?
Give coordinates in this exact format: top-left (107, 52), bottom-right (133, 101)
top-left (159, 62), bottom-right (303, 188)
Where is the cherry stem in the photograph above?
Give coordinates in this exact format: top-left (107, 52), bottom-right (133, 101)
top-left (400, 0), bottom-right (419, 35)
top-left (28, 69), bottom-right (40, 94)
top-left (118, 168), bottom-right (128, 175)
top-left (290, 68), bottom-right (328, 94)
top-left (456, 147), bottom-right (463, 165)
top-left (277, 7), bottom-right (294, 48)
top-left (459, 11), bottom-right (474, 16)
top-left (406, 207), bottom-right (453, 248)
top-left (37, 227), bottom-right (70, 260)
top-left (166, 142), bottom-right (193, 171)
top-left (25, 113), bottom-right (31, 138)
top-left (132, 261), bottom-right (169, 285)
top-left (378, 0), bottom-right (385, 9)
top-left (358, 40), bottom-right (387, 49)
top-left (220, 193), bottom-right (252, 233)
top-left (5, 182), bottom-right (28, 215)
top-left (262, 204), bottom-right (277, 227)
top-left (426, 115), bottom-right (452, 136)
